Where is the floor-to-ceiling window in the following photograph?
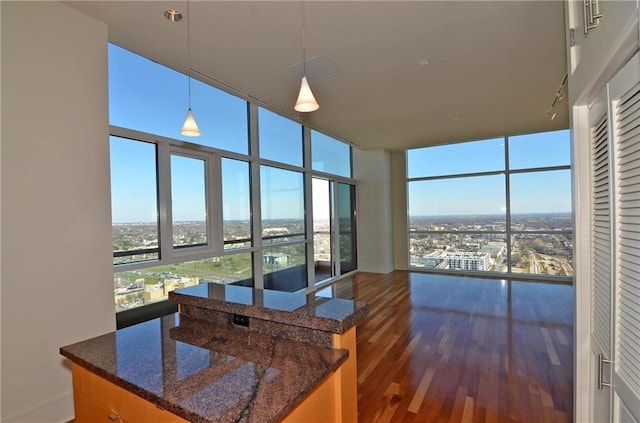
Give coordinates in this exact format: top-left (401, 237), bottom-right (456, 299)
top-left (310, 130), bottom-right (356, 284)
top-left (407, 130), bottom-right (572, 280)
top-left (109, 44), bottom-right (356, 325)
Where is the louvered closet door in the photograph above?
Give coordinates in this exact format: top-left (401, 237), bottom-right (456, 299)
top-left (609, 51), bottom-right (640, 423)
top-left (589, 88), bottom-right (612, 422)
top-left (592, 111), bottom-right (611, 355)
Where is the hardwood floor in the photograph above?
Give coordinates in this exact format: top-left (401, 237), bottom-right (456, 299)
top-left (323, 271), bottom-right (573, 423)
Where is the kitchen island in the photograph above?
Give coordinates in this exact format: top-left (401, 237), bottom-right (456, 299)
top-left (60, 284), bottom-right (369, 423)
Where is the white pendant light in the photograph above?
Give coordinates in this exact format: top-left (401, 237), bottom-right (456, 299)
top-left (181, 107), bottom-right (201, 136)
top-left (181, 0), bottom-right (201, 136)
top-left (295, 76), bottom-right (319, 112)
top-left (181, 70), bottom-right (201, 136)
top-left (294, 2), bottom-right (319, 112)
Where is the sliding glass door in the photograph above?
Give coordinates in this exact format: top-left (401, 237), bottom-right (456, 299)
top-left (312, 178), bottom-right (357, 284)
top-left (338, 183), bottom-right (357, 275)
top-left (313, 178), bottom-right (333, 283)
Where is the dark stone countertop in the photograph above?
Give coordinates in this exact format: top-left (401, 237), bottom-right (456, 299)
top-left (169, 283), bottom-right (370, 334)
top-left (60, 314), bottom-right (348, 423)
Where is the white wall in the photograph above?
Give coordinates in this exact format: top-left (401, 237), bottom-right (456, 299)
top-left (353, 149), bottom-right (394, 273)
top-left (1, 2), bottom-right (115, 421)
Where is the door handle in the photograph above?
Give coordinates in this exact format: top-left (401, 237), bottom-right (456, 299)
top-left (598, 353), bottom-right (612, 390)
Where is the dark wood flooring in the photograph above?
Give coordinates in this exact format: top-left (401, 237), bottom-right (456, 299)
top-left (321, 271), bottom-right (574, 423)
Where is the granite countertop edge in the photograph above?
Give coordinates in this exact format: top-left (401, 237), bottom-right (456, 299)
top-left (170, 290), bottom-right (370, 334)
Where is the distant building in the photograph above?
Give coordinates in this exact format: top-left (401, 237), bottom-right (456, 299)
top-left (445, 252), bottom-right (490, 271)
top-left (263, 253), bottom-right (289, 268)
top-left (163, 277), bottom-right (199, 295)
top-left (143, 288), bottom-right (164, 303)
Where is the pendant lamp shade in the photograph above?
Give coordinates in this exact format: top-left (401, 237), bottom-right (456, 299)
top-left (295, 76), bottom-right (320, 112)
top-left (181, 108), bottom-right (201, 136)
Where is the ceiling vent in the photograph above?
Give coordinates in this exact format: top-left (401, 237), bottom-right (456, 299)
top-left (287, 55), bottom-right (339, 83)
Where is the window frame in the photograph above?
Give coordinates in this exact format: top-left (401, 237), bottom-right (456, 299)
top-left (221, 157), bottom-right (253, 250)
top-left (111, 117), bottom-right (357, 324)
top-left (110, 135), bottom-right (161, 265)
top-left (109, 44), bottom-right (357, 326)
top-left (167, 147), bottom-right (216, 256)
top-left (406, 132), bottom-right (572, 282)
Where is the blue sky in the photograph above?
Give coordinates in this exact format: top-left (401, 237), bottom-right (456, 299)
top-left (109, 43), bottom-right (571, 223)
top-left (109, 44), bottom-right (305, 223)
top-left (407, 130), bottom-right (572, 216)
top-left (109, 44), bottom-right (248, 155)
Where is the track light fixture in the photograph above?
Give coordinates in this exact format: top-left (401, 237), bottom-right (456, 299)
top-left (547, 73), bottom-right (568, 121)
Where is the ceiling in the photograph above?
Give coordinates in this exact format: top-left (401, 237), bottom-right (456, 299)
top-left (66, 1), bottom-right (569, 152)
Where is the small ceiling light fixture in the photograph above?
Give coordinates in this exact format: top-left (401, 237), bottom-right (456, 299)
top-left (294, 1), bottom-right (319, 113)
top-left (164, 9), bottom-right (183, 23)
top-left (181, 0), bottom-right (201, 136)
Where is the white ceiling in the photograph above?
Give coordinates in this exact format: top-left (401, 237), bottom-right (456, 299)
top-left (66, 0), bottom-right (569, 151)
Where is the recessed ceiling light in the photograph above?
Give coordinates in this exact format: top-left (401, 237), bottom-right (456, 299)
top-left (164, 9), bottom-right (183, 23)
top-left (418, 58), bottom-right (430, 66)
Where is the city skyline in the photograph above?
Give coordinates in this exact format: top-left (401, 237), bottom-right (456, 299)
top-left (111, 210), bottom-right (572, 225)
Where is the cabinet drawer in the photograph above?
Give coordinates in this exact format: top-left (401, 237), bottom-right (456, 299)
top-left (74, 390), bottom-right (123, 423)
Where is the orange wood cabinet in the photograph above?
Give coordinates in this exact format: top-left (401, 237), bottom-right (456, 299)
top-left (71, 363), bottom-right (189, 423)
top-left (71, 327), bottom-right (358, 423)
top-left (283, 327), bottom-right (357, 423)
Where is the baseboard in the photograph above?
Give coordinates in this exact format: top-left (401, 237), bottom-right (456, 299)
top-left (357, 262), bottom-right (394, 274)
top-left (2, 391), bottom-right (73, 423)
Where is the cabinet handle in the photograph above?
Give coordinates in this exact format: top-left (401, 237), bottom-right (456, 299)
top-left (107, 413), bottom-right (120, 421)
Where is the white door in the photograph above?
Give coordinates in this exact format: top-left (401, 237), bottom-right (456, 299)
top-left (588, 51), bottom-right (640, 423)
top-left (608, 50), bottom-right (640, 423)
top-left (589, 85), bottom-right (612, 422)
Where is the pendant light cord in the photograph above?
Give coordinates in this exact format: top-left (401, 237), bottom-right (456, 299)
top-left (187, 0), bottom-right (192, 108)
top-left (301, 1), bottom-right (306, 77)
